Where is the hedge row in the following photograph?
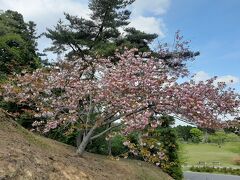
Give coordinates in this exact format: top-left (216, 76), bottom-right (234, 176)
top-left (190, 166), bottom-right (240, 175)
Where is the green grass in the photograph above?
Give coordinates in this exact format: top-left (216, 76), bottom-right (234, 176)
top-left (180, 142), bottom-right (240, 168)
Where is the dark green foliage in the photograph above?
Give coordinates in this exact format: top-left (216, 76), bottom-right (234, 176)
top-left (110, 135), bottom-right (128, 156)
top-left (0, 10), bottom-right (41, 76)
top-left (45, 0), bottom-right (157, 58)
top-left (86, 126), bottom-right (128, 156)
top-left (86, 126), bottom-right (110, 154)
top-left (86, 134), bottom-right (128, 156)
top-left (157, 116), bottom-right (183, 180)
top-left (190, 166), bottom-right (240, 175)
top-left (174, 125), bottom-right (193, 141)
top-left (0, 95), bottom-right (37, 129)
top-left (124, 116), bottom-right (183, 179)
top-left (225, 133), bottom-right (240, 142)
top-left (0, 33), bottom-right (39, 74)
top-left (46, 126), bottom-right (78, 146)
top-left (45, 124), bottom-right (128, 156)
top-left (190, 128), bottom-right (203, 143)
top-left (209, 131), bottom-right (226, 144)
top-left (16, 113), bottom-right (35, 129)
top-left (117, 28), bottom-right (157, 52)
top-left (88, 0), bottom-right (134, 28)
top-left (224, 126), bottom-right (240, 135)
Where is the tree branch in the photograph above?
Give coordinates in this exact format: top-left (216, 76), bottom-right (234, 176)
top-left (89, 9), bottom-right (109, 50)
top-left (90, 123), bottom-right (122, 140)
top-left (85, 94), bottom-right (93, 133)
top-left (102, 105), bottom-right (153, 126)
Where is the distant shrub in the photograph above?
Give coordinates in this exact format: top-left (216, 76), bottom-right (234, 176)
top-left (226, 133), bottom-right (240, 142)
top-left (124, 116), bottom-right (183, 180)
top-left (190, 166), bottom-right (240, 175)
top-left (190, 128), bottom-right (203, 143)
top-left (208, 130), bottom-right (227, 146)
top-left (174, 125), bottom-right (193, 141)
top-left (110, 135), bottom-right (128, 156)
top-left (177, 137), bottom-right (185, 142)
top-left (46, 125), bottom-right (78, 146)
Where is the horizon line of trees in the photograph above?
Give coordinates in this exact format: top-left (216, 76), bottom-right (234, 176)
top-left (174, 125), bottom-right (240, 145)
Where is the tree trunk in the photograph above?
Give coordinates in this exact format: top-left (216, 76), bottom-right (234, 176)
top-left (108, 138), bottom-right (112, 156)
top-left (76, 132), bottom-right (83, 147)
top-left (203, 131), bottom-right (208, 143)
top-left (76, 124), bottom-right (98, 156)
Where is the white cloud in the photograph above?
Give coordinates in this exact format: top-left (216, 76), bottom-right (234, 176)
top-left (131, 0), bottom-right (171, 16)
top-left (128, 0), bottom-right (170, 37)
top-left (0, 0), bottom-right (90, 32)
top-left (0, 0), bottom-right (170, 34)
top-left (215, 75), bottom-right (240, 85)
top-left (129, 16), bottom-right (165, 37)
top-left (192, 71), bottom-right (210, 82)
top-left (193, 71), bottom-right (240, 86)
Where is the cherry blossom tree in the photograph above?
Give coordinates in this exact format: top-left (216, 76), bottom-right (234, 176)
top-left (1, 37), bottom-right (239, 156)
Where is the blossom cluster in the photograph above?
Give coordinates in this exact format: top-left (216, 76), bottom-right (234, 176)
top-left (1, 47), bottom-right (239, 133)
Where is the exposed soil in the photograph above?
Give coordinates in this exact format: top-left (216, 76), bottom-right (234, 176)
top-left (0, 109), bottom-right (172, 180)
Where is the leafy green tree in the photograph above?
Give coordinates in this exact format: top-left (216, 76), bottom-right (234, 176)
top-left (224, 119), bottom-right (240, 135)
top-left (226, 133), bottom-right (240, 142)
top-left (0, 10), bottom-right (41, 76)
top-left (190, 128), bottom-right (203, 143)
top-left (86, 131), bottom-right (128, 156)
top-left (208, 130), bottom-right (227, 147)
top-left (0, 33), bottom-right (38, 74)
top-left (0, 10), bottom-right (41, 129)
top-left (174, 125), bottom-right (193, 141)
top-left (45, 0), bottom-right (157, 58)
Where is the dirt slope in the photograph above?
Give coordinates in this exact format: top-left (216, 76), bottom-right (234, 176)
top-left (0, 109), bottom-right (172, 180)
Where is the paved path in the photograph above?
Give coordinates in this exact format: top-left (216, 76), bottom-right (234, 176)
top-left (184, 172), bottom-right (240, 180)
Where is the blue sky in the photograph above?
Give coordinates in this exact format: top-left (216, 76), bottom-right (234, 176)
top-left (161, 0), bottom-right (240, 90)
top-left (1, 0), bottom-right (239, 90)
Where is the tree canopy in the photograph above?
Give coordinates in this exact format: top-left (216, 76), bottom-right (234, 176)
top-left (1, 36), bottom-right (239, 155)
top-left (45, 0), bottom-right (157, 58)
top-left (0, 1), bottom-right (239, 163)
top-left (0, 10), bottom-right (41, 76)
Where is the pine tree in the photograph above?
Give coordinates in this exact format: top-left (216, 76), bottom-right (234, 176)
top-left (117, 27), bottom-right (158, 52)
top-left (45, 0), bottom-right (157, 59)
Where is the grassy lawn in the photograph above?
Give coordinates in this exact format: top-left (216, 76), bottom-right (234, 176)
top-left (180, 142), bottom-right (240, 168)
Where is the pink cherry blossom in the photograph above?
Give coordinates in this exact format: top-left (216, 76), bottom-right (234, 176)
top-left (1, 37), bottom-right (239, 155)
